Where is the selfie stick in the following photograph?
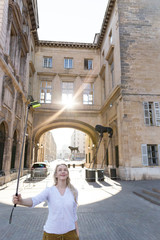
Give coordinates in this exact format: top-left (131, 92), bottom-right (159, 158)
top-left (9, 101), bottom-right (40, 224)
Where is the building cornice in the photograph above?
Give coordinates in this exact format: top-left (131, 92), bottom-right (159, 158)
top-left (27, 0), bottom-right (39, 44)
top-left (38, 40), bottom-right (98, 49)
top-left (97, 0), bottom-right (116, 47)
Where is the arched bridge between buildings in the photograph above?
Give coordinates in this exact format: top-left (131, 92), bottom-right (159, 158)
top-left (33, 119), bottom-right (99, 144)
top-left (32, 109), bottom-right (102, 164)
top-left (32, 108), bottom-right (101, 143)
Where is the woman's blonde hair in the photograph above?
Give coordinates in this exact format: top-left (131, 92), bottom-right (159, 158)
top-left (53, 163), bottom-right (78, 203)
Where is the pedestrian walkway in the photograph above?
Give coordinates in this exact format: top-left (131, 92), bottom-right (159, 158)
top-left (0, 167), bottom-right (160, 240)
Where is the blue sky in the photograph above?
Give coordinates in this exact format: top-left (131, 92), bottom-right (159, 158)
top-left (37, 0), bottom-right (109, 43)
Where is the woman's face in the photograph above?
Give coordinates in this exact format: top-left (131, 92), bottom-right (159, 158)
top-left (56, 164), bottom-right (69, 181)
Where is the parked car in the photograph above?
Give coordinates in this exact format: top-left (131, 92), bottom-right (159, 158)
top-left (31, 162), bottom-right (49, 178)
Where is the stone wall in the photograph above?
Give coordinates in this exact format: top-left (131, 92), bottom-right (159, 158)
top-left (117, 0), bottom-right (160, 94)
top-left (116, 0), bottom-right (160, 179)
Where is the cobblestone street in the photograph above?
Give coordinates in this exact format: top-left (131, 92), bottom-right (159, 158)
top-left (0, 167), bottom-right (160, 240)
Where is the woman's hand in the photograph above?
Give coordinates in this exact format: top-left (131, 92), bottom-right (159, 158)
top-left (12, 194), bottom-right (22, 205)
top-left (12, 194), bottom-right (33, 207)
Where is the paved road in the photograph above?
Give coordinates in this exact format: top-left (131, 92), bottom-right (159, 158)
top-left (0, 166), bottom-right (160, 240)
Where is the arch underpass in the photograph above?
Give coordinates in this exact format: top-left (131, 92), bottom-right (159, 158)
top-left (33, 119), bottom-right (98, 144)
top-left (32, 114), bottom-right (101, 166)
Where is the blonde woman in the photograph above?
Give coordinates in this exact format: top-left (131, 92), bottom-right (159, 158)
top-left (13, 163), bottom-right (79, 240)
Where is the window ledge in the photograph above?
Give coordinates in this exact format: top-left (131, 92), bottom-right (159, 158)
top-left (37, 72), bottom-right (57, 76)
top-left (105, 44), bottom-right (114, 61)
top-left (99, 64), bottom-right (106, 76)
top-left (80, 74), bottom-right (98, 79)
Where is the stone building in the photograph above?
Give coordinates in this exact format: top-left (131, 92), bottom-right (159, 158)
top-left (0, 0), bottom-right (160, 183)
top-left (0, 0), bottom-right (38, 184)
top-left (99, 0), bottom-right (160, 180)
top-left (35, 131), bottom-right (56, 163)
top-left (41, 131), bottom-right (57, 162)
top-left (71, 130), bottom-right (85, 160)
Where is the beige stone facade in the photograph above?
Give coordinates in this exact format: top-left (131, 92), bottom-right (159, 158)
top-left (37, 131), bottom-right (57, 163)
top-left (1, 0), bottom-right (160, 183)
top-left (0, 0), bottom-right (38, 184)
top-left (71, 130), bottom-right (85, 160)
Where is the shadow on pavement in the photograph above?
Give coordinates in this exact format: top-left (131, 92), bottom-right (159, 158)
top-left (87, 181), bottom-right (102, 188)
top-left (0, 179), bottom-right (160, 240)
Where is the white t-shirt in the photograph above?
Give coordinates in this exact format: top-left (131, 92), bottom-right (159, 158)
top-left (32, 186), bottom-right (78, 234)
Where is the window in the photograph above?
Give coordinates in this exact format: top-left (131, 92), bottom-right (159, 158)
top-left (141, 144), bottom-right (160, 166)
top-left (110, 61), bottom-right (114, 88)
top-left (43, 57), bottom-right (52, 68)
top-left (108, 53), bottom-right (114, 89)
top-left (83, 83), bottom-right (94, 105)
top-left (143, 102), bottom-right (160, 126)
top-left (16, 100), bottom-right (22, 118)
top-left (109, 30), bottom-right (113, 44)
top-left (64, 58), bottom-right (73, 69)
top-left (20, 55), bottom-right (26, 81)
top-left (84, 59), bottom-right (93, 70)
top-left (4, 88), bottom-right (13, 109)
top-left (9, 30), bottom-right (16, 66)
top-left (40, 81), bottom-right (52, 103)
top-left (62, 82), bottom-right (74, 104)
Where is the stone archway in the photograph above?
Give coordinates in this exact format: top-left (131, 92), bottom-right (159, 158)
top-left (0, 120), bottom-right (10, 179)
top-left (32, 119), bottom-right (99, 165)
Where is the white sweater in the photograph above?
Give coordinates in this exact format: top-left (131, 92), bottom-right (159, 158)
top-left (32, 186), bottom-right (78, 234)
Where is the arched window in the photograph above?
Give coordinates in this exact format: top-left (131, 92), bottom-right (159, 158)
top-left (11, 131), bottom-right (17, 171)
top-left (0, 123), bottom-right (5, 171)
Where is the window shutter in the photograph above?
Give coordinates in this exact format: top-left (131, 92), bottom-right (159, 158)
top-left (154, 102), bottom-right (160, 126)
top-left (43, 57), bottom-right (46, 67)
top-left (158, 144), bottom-right (160, 165)
top-left (84, 59), bottom-right (88, 69)
top-left (143, 102), bottom-right (150, 126)
top-left (141, 144), bottom-right (148, 166)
